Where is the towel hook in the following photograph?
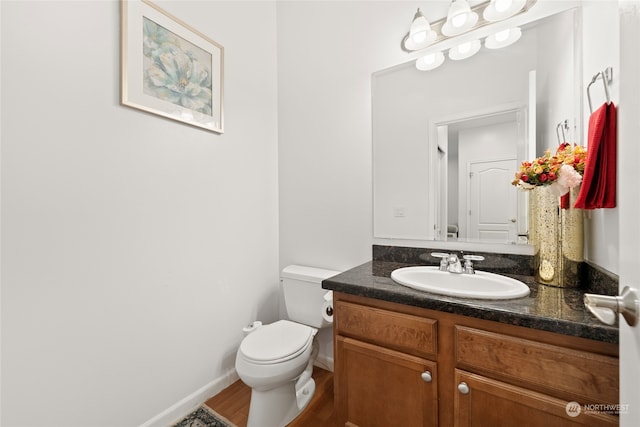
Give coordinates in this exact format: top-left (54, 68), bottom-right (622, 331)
top-left (556, 119), bottom-right (569, 144)
top-left (587, 67), bottom-right (613, 113)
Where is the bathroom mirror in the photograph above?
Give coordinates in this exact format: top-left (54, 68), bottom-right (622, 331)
top-left (372, 6), bottom-right (581, 253)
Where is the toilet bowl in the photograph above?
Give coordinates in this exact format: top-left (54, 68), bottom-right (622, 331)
top-left (236, 320), bottom-right (318, 427)
top-left (235, 265), bottom-right (340, 427)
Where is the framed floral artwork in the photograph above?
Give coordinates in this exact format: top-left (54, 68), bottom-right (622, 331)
top-left (121, 0), bottom-right (224, 133)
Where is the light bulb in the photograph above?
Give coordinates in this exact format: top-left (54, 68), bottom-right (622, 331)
top-left (458, 42), bottom-right (471, 54)
top-left (494, 0), bottom-right (512, 13)
top-left (485, 27), bottom-right (521, 49)
top-left (483, 0), bottom-right (526, 22)
top-left (442, 0), bottom-right (477, 36)
top-left (412, 30), bottom-right (427, 44)
top-left (422, 54), bottom-right (436, 65)
top-left (449, 39), bottom-right (481, 60)
top-left (495, 29), bottom-right (510, 42)
top-left (416, 51), bottom-right (445, 71)
top-left (451, 13), bottom-right (467, 28)
top-left (404, 9), bottom-right (436, 50)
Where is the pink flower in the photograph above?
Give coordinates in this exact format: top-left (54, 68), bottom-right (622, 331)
top-left (557, 164), bottom-right (582, 189)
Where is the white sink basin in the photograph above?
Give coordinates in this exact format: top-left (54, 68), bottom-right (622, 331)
top-left (390, 266), bottom-right (530, 300)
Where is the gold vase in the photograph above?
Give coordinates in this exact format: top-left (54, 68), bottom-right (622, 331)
top-left (528, 185), bottom-right (583, 287)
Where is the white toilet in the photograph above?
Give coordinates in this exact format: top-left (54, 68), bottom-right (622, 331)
top-left (235, 265), bottom-right (339, 427)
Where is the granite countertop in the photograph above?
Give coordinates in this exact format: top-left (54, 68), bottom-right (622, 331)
top-left (322, 261), bottom-right (619, 344)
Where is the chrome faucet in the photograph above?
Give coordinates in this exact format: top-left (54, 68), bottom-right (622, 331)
top-left (447, 254), bottom-right (463, 274)
top-left (431, 252), bottom-right (484, 274)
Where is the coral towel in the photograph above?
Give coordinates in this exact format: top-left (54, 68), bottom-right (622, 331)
top-left (574, 102), bottom-right (617, 209)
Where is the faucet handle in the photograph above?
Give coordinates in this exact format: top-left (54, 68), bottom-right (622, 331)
top-left (431, 252), bottom-right (450, 258)
top-left (463, 255), bottom-right (484, 274)
top-left (431, 252), bottom-right (450, 271)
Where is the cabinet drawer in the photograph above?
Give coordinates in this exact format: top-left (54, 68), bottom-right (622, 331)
top-left (335, 300), bottom-right (437, 359)
top-left (455, 326), bottom-right (619, 405)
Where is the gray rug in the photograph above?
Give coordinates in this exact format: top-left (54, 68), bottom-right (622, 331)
top-left (172, 406), bottom-right (236, 427)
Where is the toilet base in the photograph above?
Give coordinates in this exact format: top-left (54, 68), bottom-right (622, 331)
top-left (246, 343), bottom-right (318, 427)
top-left (247, 379), bottom-right (314, 427)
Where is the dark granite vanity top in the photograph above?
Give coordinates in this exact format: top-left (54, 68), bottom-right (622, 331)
top-left (322, 260), bottom-right (619, 344)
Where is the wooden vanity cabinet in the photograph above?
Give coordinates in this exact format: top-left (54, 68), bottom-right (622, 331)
top-left (334, 300), bottom-right (439, 427)
top-left (333, 292), bottom-right (619, 427)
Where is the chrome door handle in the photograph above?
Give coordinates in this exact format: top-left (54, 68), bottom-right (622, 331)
top-left (584, 286), bottom-right (639, 326)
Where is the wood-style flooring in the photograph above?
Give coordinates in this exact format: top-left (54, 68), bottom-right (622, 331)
top-left (204, 367), bottom-right (336, 427)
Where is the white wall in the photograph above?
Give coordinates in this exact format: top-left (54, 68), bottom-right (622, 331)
top-left (535, 9), bottom-right (580, 154)
top-left (276, 0), bottom-right (418, 372)
top-left (580, 0), bottom-right (620, 274)
top-left (535, 1), bottom-right (620, 275)
top-left (1, 1), bottom-right (279, 426)
top-left (277, 1), bottom-right (409, 273)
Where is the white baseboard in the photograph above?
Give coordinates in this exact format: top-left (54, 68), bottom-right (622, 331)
top-left (139, 369), bottom-right (239, 427)
top-left (314, 354), bottom-right (334, 372)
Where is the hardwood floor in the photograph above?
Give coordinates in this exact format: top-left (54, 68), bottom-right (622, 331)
top-left (204, 367), bottom-right (336, 427)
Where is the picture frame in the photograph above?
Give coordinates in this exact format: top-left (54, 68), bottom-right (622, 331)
top-left (121, 0), bottom-right (224, 134)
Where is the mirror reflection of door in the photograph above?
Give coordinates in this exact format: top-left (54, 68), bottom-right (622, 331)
top-left (436, 112), bottom-right (523, 242)
top-left (468, 158), bottom-right (517, 242)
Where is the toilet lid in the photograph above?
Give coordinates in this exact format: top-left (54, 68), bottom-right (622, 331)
top-left (240, 320), bottom-right (315, 364)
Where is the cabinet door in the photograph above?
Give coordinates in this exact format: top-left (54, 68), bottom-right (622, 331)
top-left (335, 336), bottom-right (437, 427)
top-left (454, 370), bottom-right (618, 427)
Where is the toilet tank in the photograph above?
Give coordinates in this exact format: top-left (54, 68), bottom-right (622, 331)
top-left (281, 265), bottom-right (341, 328)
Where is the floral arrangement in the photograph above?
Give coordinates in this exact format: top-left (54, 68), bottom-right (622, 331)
top-left (511, 143), bottom-right (587, 196)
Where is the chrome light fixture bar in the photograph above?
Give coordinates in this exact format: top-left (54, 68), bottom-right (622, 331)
top-left (401, 0), bottom-right (536, 53)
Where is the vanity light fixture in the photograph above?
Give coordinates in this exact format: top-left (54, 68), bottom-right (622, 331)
top-left (449, 39), bottom-right (482, 60)
top-left (485, 27), bottom-right (522, 49)
top-left (402, 8), bottom-right (438, 51)
top-left (404, 0), bottom-right (534, 71)
top-left (401, 0), bottom-right (536, 53)
top-left (442, 0), bottom-right (478, 36)
top-left (483, 0), bottom-right (527, 22)
top-left (416, 26), bottom-right (521, 71)
top-left (416, 51), bottom-right (445, 71)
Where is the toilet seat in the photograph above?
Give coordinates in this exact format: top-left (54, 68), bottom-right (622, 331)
top-left (239, 320), bottom-right (315, 365)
